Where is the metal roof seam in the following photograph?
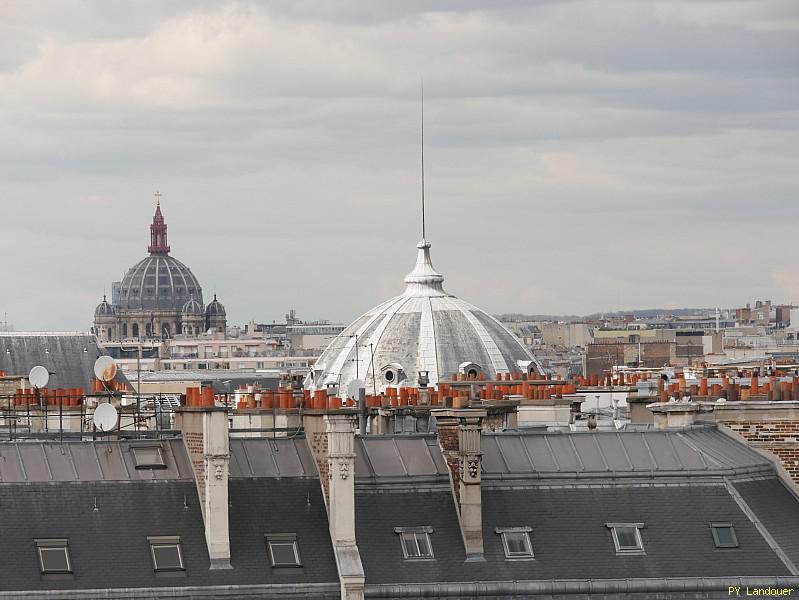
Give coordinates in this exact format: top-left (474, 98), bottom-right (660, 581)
top-left (591, 435), bottom-right (611, 472)
top-left (541, 435), bottom-right (561, 473)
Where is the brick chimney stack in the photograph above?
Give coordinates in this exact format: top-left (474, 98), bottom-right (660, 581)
top-left (432, 408), bottom-right (486, 560)
top-left (174, 406), bottom-right (231, 569)
top-left (325, 413), bottom-right (366, 600)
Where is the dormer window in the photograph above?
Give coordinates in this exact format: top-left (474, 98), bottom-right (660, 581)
top-left (606, 523), bottom-right (645, 554)
top-left (265, 534), bottom-right (301, 567)
top-left (711, 523), bottom-right (739, 548)
top-left (132, 446), bottom-right (166, 469)
top-left (381, 363), bottom-right (405, 385)
top-left (459, 361), bottom-right (484, 380)
top-left (148, 536), bottom-right (184, 571)
top-left (35, 539), bottom-right (72, 574)
top-left (495, 527), bottom-right (534, 559)
top-left (394, 526), bottom-right (434, 559)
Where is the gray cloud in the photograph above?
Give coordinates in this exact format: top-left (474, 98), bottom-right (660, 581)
top-left (0, 0), bottom-right (798, 330)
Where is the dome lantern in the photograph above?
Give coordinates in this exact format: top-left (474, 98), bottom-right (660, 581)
top-left (148, 192), bottom-right (171, 255)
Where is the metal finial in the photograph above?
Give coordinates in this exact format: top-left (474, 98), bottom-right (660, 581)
top-left (421, 79), bottom-right (426, 241)
top-left (154, 191), bottom-right (162, 207)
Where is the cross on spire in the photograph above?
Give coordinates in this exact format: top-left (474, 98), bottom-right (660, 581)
top-left (154, 191), bottom-right (162, 207)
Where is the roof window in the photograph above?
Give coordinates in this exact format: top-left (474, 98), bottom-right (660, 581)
top-left (132, 446), bottom-right (167, 469)
top-left (495, 527), bottom-right (534, 559)
top-left (606, 523), bottom-right (645, 554)
top-left (711, 523), bottom-right (739, 548)
top-left (35, 539), bottom-right (72, 574)
top-left (394, 526), bottom-right (434, 560)
top-left (148, 536), bottom-right (184, 571)
top-left (265, 534), bottom-right (301, 567)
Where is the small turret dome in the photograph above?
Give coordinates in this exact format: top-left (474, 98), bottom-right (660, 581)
top-left (181, 297), bottom-right (204, 315)
top-left (205, 294), bottom-right (226, 316)
top-left (94, 295), bottom-right (115, 317)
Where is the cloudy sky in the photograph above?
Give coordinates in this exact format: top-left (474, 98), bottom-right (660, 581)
top-left (1, 0), bottom-right (797, 331)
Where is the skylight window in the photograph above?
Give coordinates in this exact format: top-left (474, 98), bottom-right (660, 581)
top-left (711, 523), bottom-right (739, 548)
top-left (132, 446), bottom-right (166, 470)
top-left (35, 539), bottom-right (72, 574)
top-left (265, 534), bottom-right (301, 567)
top-left (606, 523), bottom-right (645, 554)
top-left (148, 536), bottom-right (184, 571)
top-left (394, 526), bottom-right (434, 559)
top-left (495, 527), bottom-right (534, 559)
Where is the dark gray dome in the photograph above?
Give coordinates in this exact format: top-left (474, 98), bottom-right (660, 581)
top-left (94, 296), bottom-right (115, 317)
top-left (205, 294), bottom-right (226, 316)
top-left (116, 255), bottom-right (203, 312)
top-left (181, 297), bottom-right (204, 315)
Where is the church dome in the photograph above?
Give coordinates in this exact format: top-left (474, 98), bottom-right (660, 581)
top-left (94, 295), bottom-right (115, 317)
top-left (182, 297), bottom-right (204, 315)
top-left (307, 238), bottom-right (534, 394)
top-left (205, 294), bottom-right (226, 316)
top-left (113, 201), bottom-right (204, 312)
top-left (116, 255), bottom-right (203, 311)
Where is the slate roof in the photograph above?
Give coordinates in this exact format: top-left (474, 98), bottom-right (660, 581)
top-left (354, 426), bottom-right (797, 594)
top-left (0, 333), bottom-right (129, 392)
top-left (355, 484), bottom-right (790, 587)
top-left (0, 434), bottom-right (339, 598)
top-left (479, 485), bottom-right (789, 580)
top-left (734, 477), bottom-right (799, 570)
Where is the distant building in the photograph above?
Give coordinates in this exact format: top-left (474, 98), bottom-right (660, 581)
top-left (93, 198), bottom-right (227, 341)
top-left (0, 332), bottom-right (129, 392)
top-left (540, 322), bottom-right (594, 348)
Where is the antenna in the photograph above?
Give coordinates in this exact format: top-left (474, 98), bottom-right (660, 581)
top-left (93, 402), bottom-right (118, 432)
top-left (347, 378), bottom-right (365, 401)
top-left (29, 365), bottom-right (49, 389)
top-left (93, 356), bottom-right (117, 383)
top-left (420, 79), bottom-right (426, 241)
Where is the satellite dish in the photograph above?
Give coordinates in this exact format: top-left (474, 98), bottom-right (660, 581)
top-left (347, 378), bottom-right (365, 400)
top-left (93, 356), bottom-right (117, 382)
top-left (29, 365), bottom-right (49, 389)
top-left (93, 403), bottom-right (118, 432)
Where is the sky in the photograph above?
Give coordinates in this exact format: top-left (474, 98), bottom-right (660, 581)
top-left (1, 0), bottom-right (798, 331)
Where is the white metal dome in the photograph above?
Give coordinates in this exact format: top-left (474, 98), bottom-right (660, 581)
top-left (307, 239), bottom-right (534, 395)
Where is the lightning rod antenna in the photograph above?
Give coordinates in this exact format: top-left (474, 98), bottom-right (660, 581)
top-left (421, 79), bottom-right (426, 241)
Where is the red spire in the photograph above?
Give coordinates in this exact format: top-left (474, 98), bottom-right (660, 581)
top-left (148, 192), bottom-right (170, 255)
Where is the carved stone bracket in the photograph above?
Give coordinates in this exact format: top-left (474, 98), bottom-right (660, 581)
top-left (205, 453), bottom-right (229, 482)
top-left (328, 453), bottom-right (356, 481)
top-left (459, 453), bottom-right (482, 482)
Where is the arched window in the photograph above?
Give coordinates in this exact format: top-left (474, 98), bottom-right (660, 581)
top-left (132, 323), bottom-right (139, 338)
top-left (122, 324), bottom-right (128, 338)
top-left (146, 323), bottom-right (152, 337)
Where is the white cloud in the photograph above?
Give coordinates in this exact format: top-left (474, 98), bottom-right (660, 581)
top-left (0, 0), bottom-right (797, 329)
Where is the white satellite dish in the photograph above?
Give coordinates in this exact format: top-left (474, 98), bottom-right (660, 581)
top-left (29, 365), bottom-right (49, 389)
top-left (93, 356), bottom-right (117, 382)
top-left (93, 403), bottom-right (118, 432)
top-left (347, 378), bottom-right (365, 400)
